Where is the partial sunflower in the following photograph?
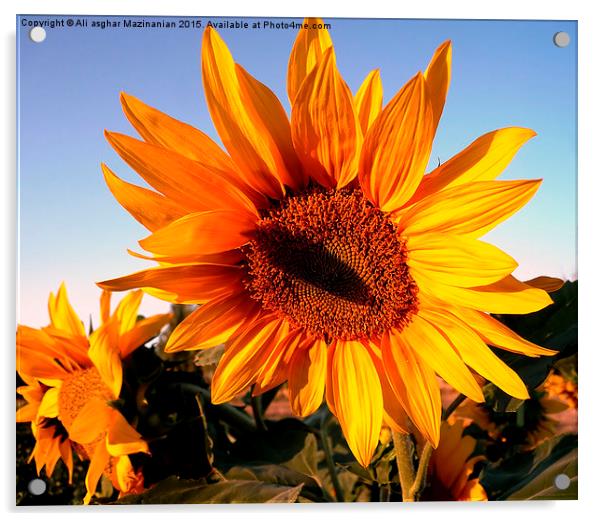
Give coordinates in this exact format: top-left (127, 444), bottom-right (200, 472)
top-left (543, 372), bottom-right (578, 409)
top-left (99, 18), bottom-right (558, 467)
top-left (16, 284), bottom-right (171, 503)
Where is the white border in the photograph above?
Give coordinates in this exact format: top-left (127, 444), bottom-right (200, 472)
top-left (3, 1), bottom-right (600, 519)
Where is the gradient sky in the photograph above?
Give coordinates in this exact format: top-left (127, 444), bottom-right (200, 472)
top-left (17, 15), bottom-right (577, 327)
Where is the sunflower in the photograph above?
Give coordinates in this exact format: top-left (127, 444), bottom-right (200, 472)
top-left (543, 372), bottom-right (578, 409)
top-left (16, 284), bottom-right (171, 503)
top-left (99, 18), bottom-right (558, 467)
top-left (423, 418), bottom-right (487, 501)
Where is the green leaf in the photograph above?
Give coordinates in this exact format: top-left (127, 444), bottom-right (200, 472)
top-left (117, 477), bottom-right (304, 504)
top-left (480, 433), bottom-right (577, 500)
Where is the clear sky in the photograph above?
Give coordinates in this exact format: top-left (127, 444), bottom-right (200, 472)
top-left (17, 15), bottom-right (577, 327)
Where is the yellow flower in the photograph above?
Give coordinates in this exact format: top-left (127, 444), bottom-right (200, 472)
top-left (16, 284), bottom-right (171, 503)
top-left (543, 373), bottom-right (578, 409)
top-left (99, 19), bottom-right (557, 467)
top-left (425, 418), bottom-right (487, 501)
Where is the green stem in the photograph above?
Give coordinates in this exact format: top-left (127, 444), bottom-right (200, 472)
top-left (392, 431), bottom-right (416, 502)
top-left (408, 442), bottom-right (433, 501)
top-left (319, 416), bottom-right (345, 502)
top-left (443, 393), bottom-right (466, 421)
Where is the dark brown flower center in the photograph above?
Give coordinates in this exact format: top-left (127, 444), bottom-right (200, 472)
top-left (244, 188), bottom-right (418, 341)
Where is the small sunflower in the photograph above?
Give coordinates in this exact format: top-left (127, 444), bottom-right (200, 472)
top-left (424, 418), bottom-right (487, 501)
top-left (99, 19), bottom-right (557, 466)
top-left (16, 284), bottom-right (171, 503)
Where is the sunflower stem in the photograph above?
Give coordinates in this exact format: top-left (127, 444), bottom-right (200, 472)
top-left (319, 413), bottom-right (345, 502)
top-left (392, 431), bottom-right (416, 502)
top-left (408, 442), bottom-right (433, 501)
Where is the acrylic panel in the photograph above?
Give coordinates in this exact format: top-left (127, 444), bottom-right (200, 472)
top-left (16, 15), bottom-right (577, 505)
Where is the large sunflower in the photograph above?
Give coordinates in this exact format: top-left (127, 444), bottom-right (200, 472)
top-left (99, 19), bottom-right (557, 466)
top-left (16, 284), bottom-right (171, 503)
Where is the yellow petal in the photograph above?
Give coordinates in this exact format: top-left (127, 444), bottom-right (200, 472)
top-left (165, 291), bottom-right (258, 353)
top-left (424, 40), bottom-right (451, 131)
top-left (450, 306), bottom-right (557, 357)
top-left (113, 290), bottom-right (143, 336)
top-left (106, 410), bottom-right (149, 456)
top-left (84, 442), bottom-right (110, 505)
top-left (202, 27), bottom-right (286, 199)
top-left (407, 234), bottom-right (517, 287)
top-left (105, 131), bottom-right (257, 215)
top-left (211, 315), bottom-right (284, 403)
top-left (420, 308), bottom-right (529, 399)
top-left (88, 320), bottom-right (122, 398)
top-left (139, 209), bottom-right (257, 257)
top-left (399, 179), bottom-right (542, 238)
top-left (101, 163), bottom-right (187, 232)
top-left (291, 47), bottom-right (361, 189)
top-left (331, 339), bottom-right (383, 467)
top-left (354, 69), bottom-right (383, 135)
top-left (359, 73), bottom-right (434, 212)
top-left (119, 313), bottom-right (172, 358)
top-left (524, 275), bottom-right (565, 293)
top-left (413, 272), bottom-right (553, 314)
top-left (98, 264), bottom-right (244, 305)
top-left (67, 397), bottom-right (111, 444)
top-left (405, 314), bottom-right (484, 402)
top-left (48, 283), bottom-right (86, 337)
top-left (382, 329), bottom-right (441, 447)
top-left (409, 127), bottom-right (537, 205)
top-left (36, 387), bottom-right (60, 419)
top-left (288, 338), bottom-right (327, 417)
top-left (287, 17), bottom-right (333, 105)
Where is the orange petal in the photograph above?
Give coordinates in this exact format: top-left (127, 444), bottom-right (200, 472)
top-left (202, 27), bottom-right (285, 199)
top-left (331, 339), bottom-right (383, 467)
top-left (412, 272), bottom-right (553, 315)
top-left (359, 73), bottom-right (435, 212)
top-left (382, 329), bottom-right (441, 447)
top-left (288, 338), bottom-right (327, 417)
top-left (354, 69), bottom-right (383, 135)
top-left (84, 441), bottom-right (110, 505)
top-left (424, 40), bottom-right (452, 131)
top-left (398, 179), bottom-right (542, 238)
top-left (17, 327), bottom-right (74, 379)
top-left (59, 440), bottom-right (74, 484)
top-left (48, 283), bottom-right (86, 338)
top-left (106, 410), bottom-right (149, 456)
top-left (67, 397), bottom-right (111, 444)
top-left (291, 47), bottom-right (361, 189)
top-left (524, 275), bottom-right (565, 293)
top-left (236, 64), bottom-right (305, 190)
top-left (120, 92), bottom-right (236, 174)
top-left (253, 328), bottom-right (306, 395)
top-left (450, 306), bottom-right (557, 357)
top-left (211, 315), bottom-right (284, 404)
top-left (100, 290), bottom-right (112, 324)
top-left (139, 209), bottom-right (257, 257)
top-left (119, 313), bottom-right (172, 358)
top-left (412, 127), bottom-right (537, 206)
top-left (88, 320), bottom-right (122, 398)
top-left (421, 308), bottom-right (529, 399)
top-left (287, 17), bottom-right (333, 105)
top-left (98, 264), bottom-right (243, 305)
top-left (165, 291), bottom-right (259, 353)
top-left (406, 234), bottom-right (517, 288)
top-left (105, 131), bottom-right (257, 215)
top-left (405, 313), bottom-right (484, 402)
top-left (101, 163), bottom-right (187, 232)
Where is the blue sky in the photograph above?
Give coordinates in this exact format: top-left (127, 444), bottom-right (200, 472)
top-left (17, 16), bottom-right (577, 326)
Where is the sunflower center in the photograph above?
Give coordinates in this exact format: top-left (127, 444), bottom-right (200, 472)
top-left (244, 187), bottom-right (418, 340)
top-left (58, 367), bottom-right (113, 430)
